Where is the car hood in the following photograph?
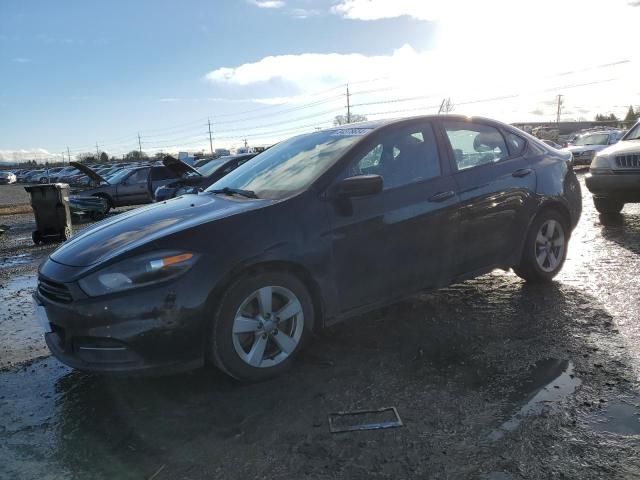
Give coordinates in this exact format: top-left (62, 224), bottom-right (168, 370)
top-left (50, 193), bottom-right (269, 267)
top-left (162, 155), bottom-right (201, 177)
top-left (597, 139), bottom-right (640, 156)
top-left (70, 161), bottom-right (107, 184)
top-left (564, 145), bottom-right (608, 154)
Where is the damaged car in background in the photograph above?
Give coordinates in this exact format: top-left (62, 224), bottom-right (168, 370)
top-left (34, 115), bottom-right (581, 382)
top-left (153, 153), bottom-right (257, 201)
top-left (69, 162), bottom-right (182, 212)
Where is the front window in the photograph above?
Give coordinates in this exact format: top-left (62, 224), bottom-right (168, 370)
top-left (574, 133), bottom-right (609, 146)
top-left (623, 123), bottom-right (640, 141)
top-left (207, 128), bottom-right (372, 199)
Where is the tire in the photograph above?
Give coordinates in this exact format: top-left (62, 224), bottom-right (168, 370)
top-left (209, 271), bottom-right (315, 382)
top-left (593, 198), bottom-right (623, 215)
top-left (513, 210), bottom-right (569, 283)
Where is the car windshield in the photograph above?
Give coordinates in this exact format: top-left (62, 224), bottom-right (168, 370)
top-left (197, 159), bottom-right (226, 177)
top-left (206, 128), bottom-right (371, 199)
top-left (574, 133), bottom-right (609, 146)
top-left (623, 123), bottom-right (640, 141)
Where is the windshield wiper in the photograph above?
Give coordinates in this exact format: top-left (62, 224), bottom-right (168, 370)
top-left (211, 187), bottom-right (259, 199)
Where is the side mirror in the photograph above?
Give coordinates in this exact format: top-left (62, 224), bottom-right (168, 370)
top-left (331, 175), bottom-right (383, 198)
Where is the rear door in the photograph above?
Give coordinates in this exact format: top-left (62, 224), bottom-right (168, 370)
top-left (324, 121), bottom-right (460, 312)
top-left (438, 119), bottom-right (537, 275)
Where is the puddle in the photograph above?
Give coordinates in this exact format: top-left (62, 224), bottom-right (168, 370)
top-left (0, 253), bottom-right (32, 269)
top-left (0, 274), bottom-right (48, 369)
top-left (588, 395), bottom-right (640, 436)
top-left (489, 359), bottom-right (581, 440)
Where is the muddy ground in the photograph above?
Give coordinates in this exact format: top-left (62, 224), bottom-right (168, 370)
top-left (0, 174), bottom-right (639, 480)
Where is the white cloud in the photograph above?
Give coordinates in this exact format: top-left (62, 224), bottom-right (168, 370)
top-left (330, 0), bottom-right (439, 21)
top-left (248, 0), bottom-right (286, 8)
top-left (205, 44), bottom-right (421, 90)
top-left (12, 57), bottom-right (31, 63)
top-left (0, 148), bottom-right (63, 164)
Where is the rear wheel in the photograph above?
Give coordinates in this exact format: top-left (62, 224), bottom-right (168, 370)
top-left (593, 198), bottom-right (623, 215)
top-left (514, 210), bottom-right (568, 283)
top-left (209, 271), bottom-right (314, 382)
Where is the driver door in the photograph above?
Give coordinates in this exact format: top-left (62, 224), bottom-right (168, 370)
top-left (324, 121), bottom-right (460, 313)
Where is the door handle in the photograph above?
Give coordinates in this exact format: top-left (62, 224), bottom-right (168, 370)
top-left (512, 168), bottom-right (533, 178)
top-left (428, 190), bottom-right (456, 203)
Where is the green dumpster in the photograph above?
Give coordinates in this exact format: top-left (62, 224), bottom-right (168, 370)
top-left (24, 183), bottom-right (72, 244)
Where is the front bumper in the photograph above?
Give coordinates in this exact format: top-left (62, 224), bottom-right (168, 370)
top-left (36, 262), bottom-right (213, 375)
top-left (585, 172), bottom-right (640, 202)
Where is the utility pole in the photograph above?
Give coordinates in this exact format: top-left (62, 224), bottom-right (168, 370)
top-left (438, 97), bottom-right (454, 114)
top-left (243, 138), bottom-right (248, 149)
top-left (96, 142), bottom-right (100, 160)
top-left (137, 132), bottom-right (142, 153)
top-left (67, 146), bottom-right (71, 164)
top-left (555, 94), bottom-right (564, 123)
top-left (208, 118), bottom-right (214, 156)
top-left (346, 84), bottom-right (351, 124)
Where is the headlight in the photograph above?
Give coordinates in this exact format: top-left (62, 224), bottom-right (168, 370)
top-left (590, 154), bottom-right (612, 173)
top-left (78, 250), bottom-right (198, 296)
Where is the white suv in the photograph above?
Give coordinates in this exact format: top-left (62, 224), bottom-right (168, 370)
top-left (586, 121), bottom-right (640, 214)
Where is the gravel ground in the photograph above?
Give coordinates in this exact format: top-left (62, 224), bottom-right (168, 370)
top-left (0, 174), bottom-right (639, 480)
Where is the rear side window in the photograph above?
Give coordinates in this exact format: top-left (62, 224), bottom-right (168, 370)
top-left (443, 121), bottom-right (509, 170)
top-left (505, 131), bottom-right (526, 156)
top-left (151, 166), bottom-right (176, 180)
top-left (127, 168), bottom-right (150, 184)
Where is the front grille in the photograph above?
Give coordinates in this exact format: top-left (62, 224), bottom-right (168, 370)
top-left (38, 277), bottom-right (73, 303)
top-left (615, 153), bottom-right (640, 168)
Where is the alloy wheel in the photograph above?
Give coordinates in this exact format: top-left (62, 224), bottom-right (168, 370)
top-left (534, 219), bottom-right (565, 273)
top-left (232, 286), bottom-right (304, 368)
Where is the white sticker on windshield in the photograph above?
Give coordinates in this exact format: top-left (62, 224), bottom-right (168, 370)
top-left (330, 128), bottom-right (372, 137)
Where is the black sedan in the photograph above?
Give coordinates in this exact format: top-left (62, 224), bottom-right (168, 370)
top-left (35, 115), bottom-right (582, 381)
top-left (153, 153), bottom-right (257, 202)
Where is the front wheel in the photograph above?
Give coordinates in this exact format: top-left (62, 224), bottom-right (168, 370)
top-left (514, 210), bottom-right (568, 283)
top-left (593, 198), bottom-right (623, 215)
top-left (209, 271), bottom-right (315, 382)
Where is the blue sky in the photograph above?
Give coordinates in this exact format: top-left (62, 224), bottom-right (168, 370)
top-left (1, 0), bottom-right (639, 162)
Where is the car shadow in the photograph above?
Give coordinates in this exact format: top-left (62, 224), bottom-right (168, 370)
top-left (598, 211), bottom-right (640, 255)
top-left (1, 273), bottom-right (625, 478)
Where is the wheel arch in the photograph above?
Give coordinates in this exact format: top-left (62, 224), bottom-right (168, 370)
top-left (535, 200), bottom-right (572, 235)
top-left (92, 192), bottom-right (114, 207)
top-left (209, 259), bottom-right (326, 331)
top-left (514, 200), bottom-right (572, 267)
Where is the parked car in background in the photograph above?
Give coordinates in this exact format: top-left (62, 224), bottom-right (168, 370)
top-left (70, 162), bottom-right (181, 211)
top-left (564, 130), bottom-right (623, 165)
top-left (586, 121), bottom-right (640, 214)
top-left (541, 139), bottom-right (562, 149)
top-left (16, 170), bottom-right (34, 182)
top-left (0, 171), bottom-right (17, 184)
top-left (36, 115), bottom-right (582, 381)
top-left (153, 153), bottom-right (257, 201)
top-left (23, 170), bottom-right (46, 183)
top-left (50, 166), bottom-right (81, 183)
